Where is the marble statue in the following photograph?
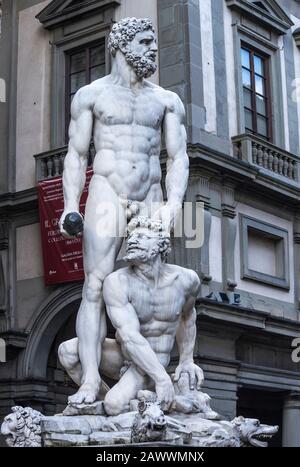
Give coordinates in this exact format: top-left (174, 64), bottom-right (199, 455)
top-left (0, 406), bottom-right (43, 447)
top-left (1, 402), bottom-right (278, 447)
top-left (131, 394), bottom-right (167, 443)
top-left (230, 416), bottom-right (279, 448)
top-left (0, 17), bottom-right (280, 449)
top-left (1, 218), bottom-right (279, 448)
top-left (58, 17), bottom-right (189, 406)
top-left (59, 217), bottom-right (209, 416)
top-left (103, 218), bottom-right (203, 415)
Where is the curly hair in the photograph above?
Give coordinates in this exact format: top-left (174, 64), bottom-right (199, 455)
top-left (157, 235), bottom-right (171, 262)
top-left (6, 406), bottom-right (43, 447)
top-left (108, 17), bottom-right (154, 56)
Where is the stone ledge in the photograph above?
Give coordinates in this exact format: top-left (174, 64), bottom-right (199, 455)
top-left (196, 299), bottom-right (300, 338)
top-left (0, 331), bottom-right (28, 359)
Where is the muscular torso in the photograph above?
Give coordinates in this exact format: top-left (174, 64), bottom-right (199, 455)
top-left (89, 76), bottom-right (168, 201)
top-left (115, 265), bottom-right (191, 368)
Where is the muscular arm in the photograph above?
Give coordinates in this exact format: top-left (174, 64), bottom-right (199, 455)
top-left (176, 271), bottom-right (200, 363)
top-left (174, 271), bottom-right (203, 389)
top-left (163, 92), bottom-right (189, 223)
top-left (103, 274), bottom-right (170, 385)
top-left (62, 86), bottom-right (93, 213)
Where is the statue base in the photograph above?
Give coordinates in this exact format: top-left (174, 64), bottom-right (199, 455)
top-left (40, 410), bottom-right (277, 448)
top-left (0, 401), bottom-right (278, 447)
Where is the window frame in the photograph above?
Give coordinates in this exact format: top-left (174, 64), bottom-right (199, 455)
top-left (232, 20), bottom-right (286, 149)
top-left (241, 43), bottom-right (273, 141)
top-left (240, 214), bottom-right (290, 290)
top-left (65, 39), bottom-right (106, 142)
top-left (47, 2), bottom-right (115, 150)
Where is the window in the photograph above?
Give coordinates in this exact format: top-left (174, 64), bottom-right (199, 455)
top-left (240, 215), bottom-right (289, 289)
top-left (36, 0), bottom-right (117, 148)
top-left (241, 46), bottom-right (272, 140)
top-left (65, 41), bottom-right (106, 140)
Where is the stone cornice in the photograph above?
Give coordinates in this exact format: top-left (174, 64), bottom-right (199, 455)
top-left (36, 0), bottom-right (120, 30)
top-left (185, 143), bottom-right (300, 209)
top-left (196, 298), bottom-right (300, 338)
top-left (0, 187), bottom-right (38, 218)
top-left (226, 0), bottom-right (294, 35)
top-left (0, 330), bottom-right (28, 359)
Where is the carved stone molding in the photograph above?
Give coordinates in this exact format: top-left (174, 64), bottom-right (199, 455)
top-left (0, 221), bottom-right (8, 250)
top-left (221, 182), bottom-right (236, 219)
top-left (20, 284), bottom-right (82, 379)
top-left (0, 331), bottom-right (28, 359)
top-left (226, 0), bottom-right (293, 35)
top-left (36, 0), bottom-right (120, 30)
top-left (221, 182), bottom-right (237, 291)
top-left (294, 233), bottom-right (300, 245)
top-left (294, 214), bottom-right (300, 244)
top-left (195, 175), bottom-right (211, 209)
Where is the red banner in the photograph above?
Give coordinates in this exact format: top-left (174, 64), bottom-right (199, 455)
top-left (38, 170), bottom-right (93, 285)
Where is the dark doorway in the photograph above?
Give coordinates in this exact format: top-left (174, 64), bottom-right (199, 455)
top-left (46, 305), bottom-right (118, 413)
top-left (236, 388), bottom-right (283, 447)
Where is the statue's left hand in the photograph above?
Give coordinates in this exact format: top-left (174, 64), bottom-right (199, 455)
top-left (174, 361), bottom-right (204, 390)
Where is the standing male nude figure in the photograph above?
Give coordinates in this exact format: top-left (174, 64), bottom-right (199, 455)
top-left (59, 18), bottom-right (189, 405)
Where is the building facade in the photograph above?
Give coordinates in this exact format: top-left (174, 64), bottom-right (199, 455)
top-left (1, 0), bottom-right (300, 447)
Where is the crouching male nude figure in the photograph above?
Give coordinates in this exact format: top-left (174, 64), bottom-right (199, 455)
top-left (59, 17), bottom-right (189, 405)
top-left (59, 217), bottom-right (204, 415)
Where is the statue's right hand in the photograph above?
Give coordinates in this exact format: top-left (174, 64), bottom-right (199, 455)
top-left (59, 211), bottom-right (84, 238)
top-left (155, 376), bottom-right (175, 411)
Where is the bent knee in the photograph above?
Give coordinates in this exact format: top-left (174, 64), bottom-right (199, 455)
top-left (104, 392), bottom-right (129, 416)
top-left (84, 275), bottom-right (103, 302)
top-left (58, 340), bottom-right (78, 370)
top-left (58, 341), bottom-right (68, 363)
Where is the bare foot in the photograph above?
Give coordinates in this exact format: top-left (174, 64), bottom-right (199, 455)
top-left (68, 381), bottom-right (100, 405)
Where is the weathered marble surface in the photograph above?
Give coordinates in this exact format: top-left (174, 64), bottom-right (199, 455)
top-left (59, 218), bottom-right (210, 418)
top-left (0, 406), bottom-right (43, 447)
top-left (58, 16), bottom-right (189, 407)
top-left (1, 403), bottom-right (278, 447)
top-left (62, 401), bottom-right (105, 416)
top-left (0, 17), bottom-right (280, 448)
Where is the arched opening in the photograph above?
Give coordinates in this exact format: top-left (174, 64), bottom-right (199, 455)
top-left (46, 310), bottom-right (78, 413)
top-left (20, 285), bottom-right (83, 381)
top-left (18, 284), bottom-right (117, 413)
top-left (46, 309), bottom-right (116, 412)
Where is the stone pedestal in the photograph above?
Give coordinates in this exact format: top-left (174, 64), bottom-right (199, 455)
top-left (41, 412), bottom-right (189, 447)
top-left (0, 403), bottom-right (279, 447)
top-left (282, 392), bottom-right (300, 447)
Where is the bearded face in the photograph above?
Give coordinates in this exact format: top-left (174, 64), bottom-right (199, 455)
top-left (124, 50), bottom-right (157, 78)
top-left (124, 228), bottom-right (162, 264)
top-left (121, 30), bottom-right (158, 78)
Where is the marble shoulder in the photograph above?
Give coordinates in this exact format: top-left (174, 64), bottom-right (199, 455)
top-left (103, 268), bottom-right (131, 306)
top-left (103, 267), bottom-right (130, 290)
top-left (104, 267), bottom-right (130, 286)
top-left (164, 264), bottom-right (200, 292)
top-left (145, 81), bottom-right (183, 108)
top-left (177, 266), bottom-right (200, 296)
top-left (164, 89), bottom-right (185, 114)
top-left (72, 76), bottom-right (109, 108)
